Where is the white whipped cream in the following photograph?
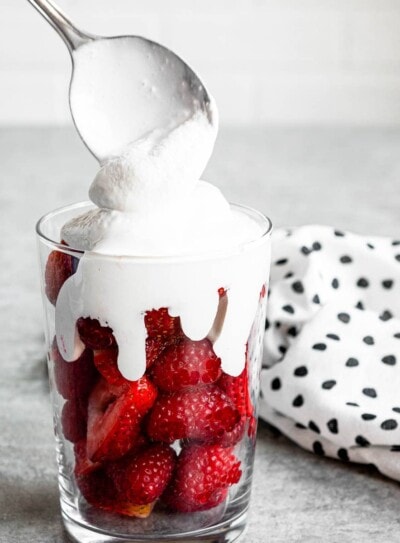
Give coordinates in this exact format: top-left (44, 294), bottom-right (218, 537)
top-left (56, 39), bottom-right (270, 379)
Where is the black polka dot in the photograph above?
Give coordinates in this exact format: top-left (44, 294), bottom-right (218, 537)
top-left (357, 277), bottom-right (369, 288)
top-left (334, 230), bottom-right (345, 237)
top-left (346, 357), bottom-right (359, 367)
top-left (331, 278), bottom-right (339, 289)
top-left (363, 336), bottom-right (374, 345)
top-left (382, 279), bottom-right (394, 289)
top-left (355, 435), bottom-right (370, 447)
top-left (346, 402), bottom-right (359, 407)
top-left (301, 246), bottom-right (311, 256)
top-left (292, 395), bottom-right (304, 407)
top-left (313, 441), bottom-right (325, 456)
top-left (338, 312), bottom-right (350, 323)
top-left (271, 378), bottom-right (281, 390)
top-left (312, 241), bottom-right (322, 251)
top-left (294, 366), bottom-right (308, 377)
top-left (308, 421), bottom-right (320, 434)
top-left (337, 448), bottom-right (349, 461)
top-left (361, 413), bottom-right (376, 421)
top-left (282, 304), bottom-right (295, 314)
top-left (395, 254), bottom-right (400, 262)
top-left (295, 422), bottom-right (306, 429)
top-left (393, 240), bottom-right (400, 246)
top-left (367, 243), bottom-right (375, 250)
top-left (340, 255), bottom-right (353, 264)
top-left (265, 318), bottom-right (270, 330)
top-left (326, 333), bottom-right (340, 341)
top-left (380, 310), bottom-right (393, 322)
top-left (381, 419), bottom-right (398, 431)
top-left (284, 272), bottom-right (294, 279)
top-left (391, 446), bottom-right (400, 452)
top-left (313, 343), bottom-right (327, 351)
top-left (278, 345), bottom-right (287, 355)
top-left (394, 333), bottom-right (400, 339)
top-left (392, 407), bottom-right (400, 414)
top-left (327, 418), bottom-right (338, 434)
top-left (275, 258), bottom-right (288, 266)
top-left (275, 321), bottom-right (281, 328)
top-left (292, 280), bottom-right (304, 294)
top-left (312, 294), bottom-right (320, 304)
top-left (322, 380), bottom-right (336, 390)
top-left (382, 355), bottom-right (396, 366)
top-left (362, 387), bottom-right (377, 398)
top-left (287, 326), bottom-right (298, 337)
top-left (356, 301), bottom-right (365, 310)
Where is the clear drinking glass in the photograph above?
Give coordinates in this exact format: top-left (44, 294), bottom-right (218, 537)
top-left (36, 202), bottom-right (271, 543)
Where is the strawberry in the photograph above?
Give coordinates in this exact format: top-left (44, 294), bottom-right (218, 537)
top-left (144, 308), bottom-right (183, 339)
top-left (109, 443), bottom-right (176, 505)
top-left (74, 440), bottom-right (101, 477)
top-left (93, 349), bottom-right (125, 387)
top-left (77, 317), bottom-right (117, 350)
top-left (61, 399), bottom-right (87, 443)
top-left (150, 338), bottom-right (222, 392)
top-left (44, 249), bottom-right (74, 305)
top-left (87, 377), bottom-right (157, 462)
top-left (52, 337), bottom-right (97, 400)
top-left (217, 365), bottom-right (252, 418)
top-left (145, 336), bottom-right (169, 368)
top-left (163, 444), bottom-right (241, 512)
top-left (146, 385), bottom-right (240, 443)
top-left (76, 467), bottom-right (156, 517)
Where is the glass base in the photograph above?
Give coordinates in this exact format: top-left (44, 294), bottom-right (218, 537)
top-left (62, 508), bottom-right (247, 543)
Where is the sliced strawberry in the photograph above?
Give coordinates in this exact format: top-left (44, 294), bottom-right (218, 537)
top-left (87, 377), bottom-right (157, 462)
top-left (146, 385), bottom-right (240, 444)
top-left (93, 349), bottom-right (126, 387)
top-left (77, 317), bottom-right (117, 350)
top-left (108, 443), bottom-right (176, 505)
top-left (150, 338), bottom-right (222, 393)
top-left (52, 337), bottom-right (97, 400)
top-left (61, 399), bottom-right (87, 443)
top-left (74, 440), bottom-right (101, 477)
top-left (45, 249), bottom-right (74, 305)
top-left (217, 365), bottom-right (252, 418)
top-left (145, 336), bottom-right (168, 368)
top-left (76, 468), bottom-right (116, 510)
top-left (163, 443), bottom-right (241, 512)
top-left (144, 308), bottom-right (183, 339)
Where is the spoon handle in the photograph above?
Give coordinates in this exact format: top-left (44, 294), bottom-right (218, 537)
top-left (27, 0), bottom-right (93, 52)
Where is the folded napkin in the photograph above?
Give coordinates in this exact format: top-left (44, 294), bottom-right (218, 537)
top-left (259, 225), bottom-right (400, 481)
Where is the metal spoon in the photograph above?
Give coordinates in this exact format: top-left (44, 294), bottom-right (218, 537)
top-left (27, 0), bottom-right (215, 162)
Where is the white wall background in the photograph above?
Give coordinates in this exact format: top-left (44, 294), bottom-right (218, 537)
top-left (2, 0), bottom-right (400, 125)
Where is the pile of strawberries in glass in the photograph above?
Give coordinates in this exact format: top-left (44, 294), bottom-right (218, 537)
top-left (45, 249), bottom-right (255, 518)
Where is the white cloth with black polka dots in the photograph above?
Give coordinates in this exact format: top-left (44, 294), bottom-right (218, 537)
top-left (259, 225), bottom-right (400, 481)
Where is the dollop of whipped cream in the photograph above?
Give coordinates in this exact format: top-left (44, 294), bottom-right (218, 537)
top-left (61, 105), bottom-right (261, 256)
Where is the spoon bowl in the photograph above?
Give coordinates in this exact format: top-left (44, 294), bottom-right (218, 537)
top-left (28, 0), bottom-right (215, 162)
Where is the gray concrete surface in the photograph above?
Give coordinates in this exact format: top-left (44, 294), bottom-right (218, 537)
top-left (1, 126), bottom-right (399, 543)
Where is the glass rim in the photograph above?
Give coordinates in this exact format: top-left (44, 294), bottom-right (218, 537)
top-left (36, 200), bottom-right (272, 262)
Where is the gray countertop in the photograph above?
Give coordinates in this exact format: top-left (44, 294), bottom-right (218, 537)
top-left (1, 126), bottom-right (399, 543)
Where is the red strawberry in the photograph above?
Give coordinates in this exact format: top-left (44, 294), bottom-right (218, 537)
top-left (45, 249), bottom-right (74, 305)
top-left (87, 377), bottom-right (157, 462)
top-left (61, 399), bottom-right (87, 443)
top-left (144, 308), bottom-right (183, 339)
top-left (219, 417), bottom-right (246, 447)
top-left (145, 336), bottom-right (169, 368)
top-left (87, 376), bottom-right (157, 462)
top-left (217, 365), bottom-right (252, 418)
top-left (74, 440), bottom-right (101, 477)
top-left (77, 317), bottom-right (117, 350)
top-left (93, 349), bottom-right (125, 387)
top-left (52, 338), bottom-right (97, 400)
top-left (76, 468), bottom-right (155, 517)
top-left (109, 443), bottom-right (176, 505)
top-left (163, 444), bottom-right (241, 512)
top-left (150, 338), bottom-right (222, 392)
top-left (146, 386), bottom-right (240, 443)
